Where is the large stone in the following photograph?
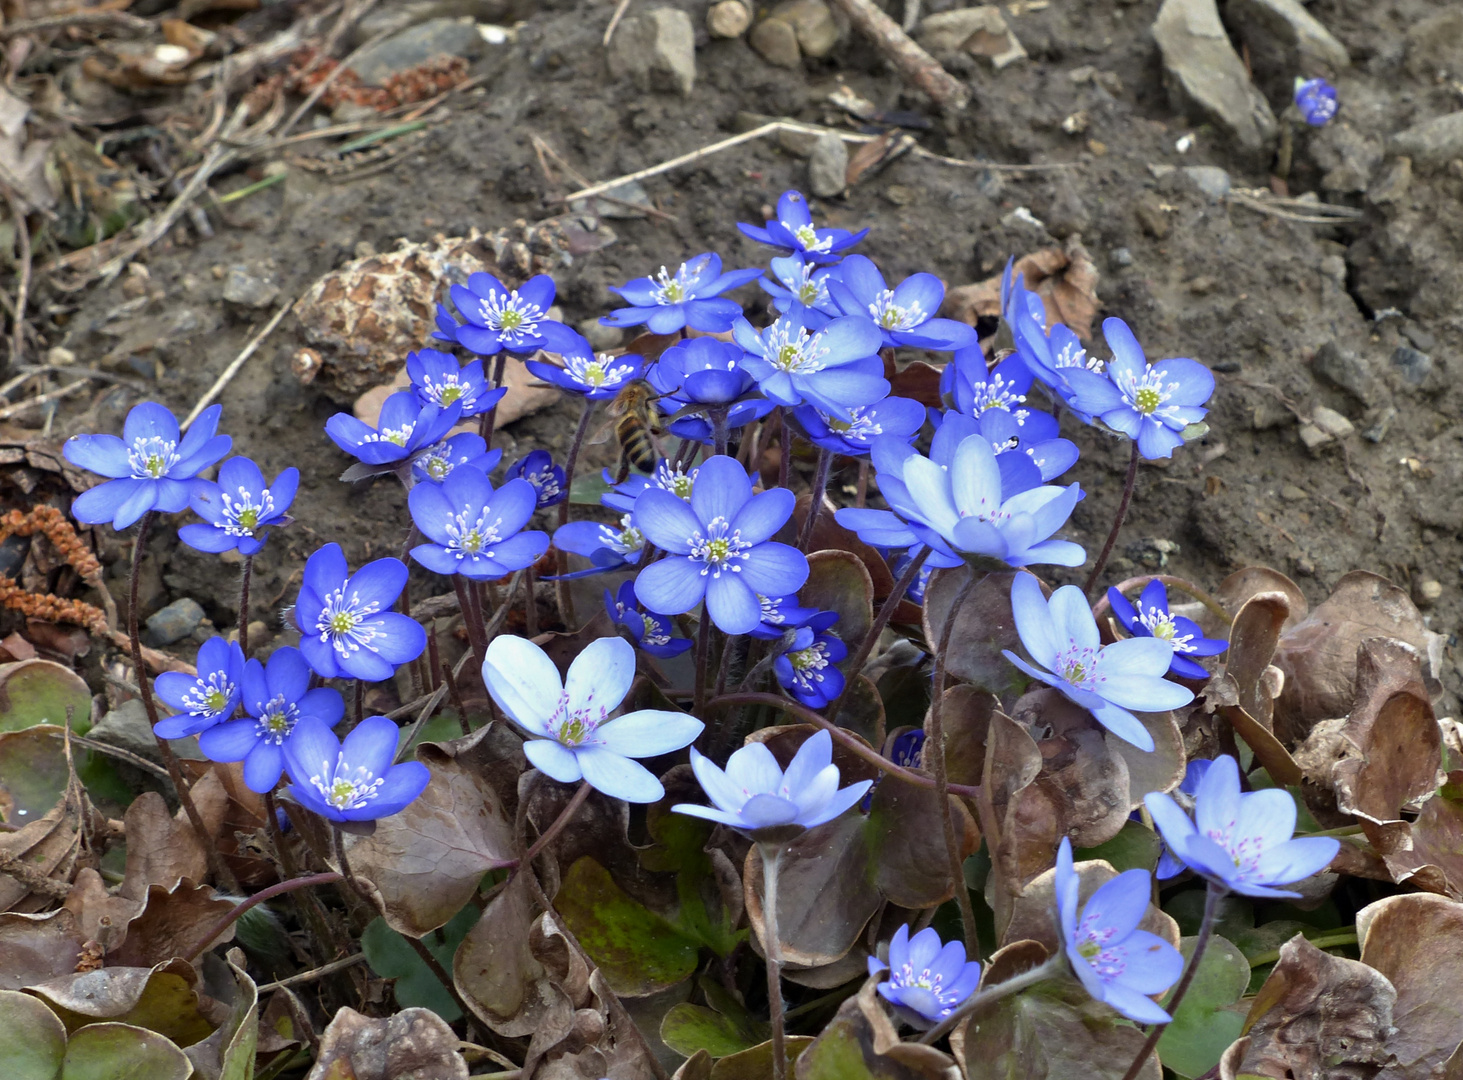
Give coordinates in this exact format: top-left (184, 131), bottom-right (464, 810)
top-left (917, 6), bottom-right (1025, 68)
top-left (91, 698), bottom-right (203, 762)
top-left (145, 597), bottom-right (205, 647)
top-left (749, 15), bottom-right (801, 67)
top-left (1311, 341), bottom-right (1378, 406)
top-left (1225, 0), bottom-right (1349, 92)
top-left (770, 0), bottom-right (842, 59)
top-left (354, 0), bottom-right (509, 46)
top-left (349, 17), bottom-right (483, 85)
top-left (1393, 112), bottom-right (1463, 168)
top-left (807, 132), bottom-right (848, 198)
top-left (1152, 0), bottom-right (1277, 151)
top-left (607, 8), bottom-right (696, 97)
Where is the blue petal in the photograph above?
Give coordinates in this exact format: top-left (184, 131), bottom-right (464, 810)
top-left (634, 556), bottom-right (706, 615)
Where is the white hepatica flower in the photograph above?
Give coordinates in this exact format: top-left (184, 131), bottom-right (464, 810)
top-left (482, 635), bottom-right (703, 803)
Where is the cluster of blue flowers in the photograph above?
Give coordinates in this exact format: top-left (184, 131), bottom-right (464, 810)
top-left (58, 183), bottom-right (1344, 1048)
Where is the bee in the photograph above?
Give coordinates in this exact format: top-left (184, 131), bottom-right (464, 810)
top-left (596, 379), bottom-right (663, 483)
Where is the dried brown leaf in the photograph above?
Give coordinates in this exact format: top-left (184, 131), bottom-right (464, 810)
top-left (793, 979), bottom-right (955, 1079)
top-left (922, 567), bottom-right (1028, 698)
top-left (63, 867), bottom-right (140, 954)
top-left (801, 550), bottom-right (874, 662)
top-left (790, 494), bottom-right (897, 609)
top-left (120, 792), bottom-right (214, 902)
top-left (0, 906), bottom-right (83, 989)
top-left (1238, 935), bottom-right (1395, 1080)
top-left (306, 1006), bottom-right (468, 1080)
top-left (1213, 567), bottom-right (1307, 631)
top-left (942, 237), bottom-right (1100, 339)
top-left (1012, 689), bottom-right (1131, 850)
top-left (1208, 591), bottom-right (1304, 786)
top-left (28, 959), bottom-right (219, 1048)
top-left (107, 879), bottom-right (235, 968)
top-left (999, 854), bottom-right (1178, 956)
top-left (1377, 775), bottom-right (1463, 898)
top-left (454, 871), bottom-right (568, 1040)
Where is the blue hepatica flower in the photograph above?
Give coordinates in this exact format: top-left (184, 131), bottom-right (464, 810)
top-left (648, 340), bottom-right (772, 443)
top-left (606, 581), bottom-right (693, 659)
top-left (283, 715), bottom-right (429, 822)
top-left (1108, 581), bottom-right (1227, 680)
top-left (940, 348), bottom-right (1080, 480)
top-left (412, 434), bottom-right (502, 485)
top-left (892, 549), bottom-right (935, 605)
top-left (153, 637), bottom-right (245, 739)
top-left (734, 308), bottom-right (886, 419)
top-left (829, 255), bottom-right (977, 352)
top-left (1145, 755), bottom-right (1341, 899)
top-left (180, 457), bottom-right (297, 556)
top-left (868, 924), bottom-right (981, 1028)
top-left (1013, 316), bottom-right (1104, 419)
top-left (889, 728), bottom-right (926, 768)
top-left (525, 341), bottom-right (645, 400)
top-left (65, 402), bottom-right (231, 530)
top-left (409, 467), bottom-right (548, 580)
top-left (737, 189), bottom-right (868, 263)
top-left (601, 460), bottom-right (698, 514)
top-left (505, 450), bottom-right (567, 509)
top-left (325, 392), bottom-right (463, 469)
top-left (198, 645), bottom-right (346, 793)
top-left (602, 252), bottom-right (761, 334)
top-left (774, 614), bottom-right (846, 709)
top-left (551, 512), bottom-right (646, 579)
top-left (674, 728), bottom-right (873, 833)
top-left (483, 635), bottom-right (703, 803)
top-left (1003, 573), bottom-right (1193, 752)
top-left (1294, 76), bottom-right (1338, 126)
top-left (835, 416), bottom-right (1085, 571)
top-left (406, 348), bottom-right (504, 417)
top-left (1061, 318), bottom-right (1215, 460)
top-left (1056, 837), bottom-right (1183, 1024)
top-left (295, 544), bottom-right (427, 682)
top-left (795, 396), bottom-right (925, 458)
top-left (760, 254), bottom-right (841, 325)
top-left (747, 592), bottom-right (821, 641)
top-left (1155, 758), bottom-right (1213, 880)
top-left (632, 455), bottom-right (809, 635)
top-left (435, 272), bottom-right (581, 356)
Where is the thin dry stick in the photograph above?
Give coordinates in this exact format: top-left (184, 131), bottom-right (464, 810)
top-left (181, 300), bottom-right (293, 430)
top-left (256, 952), bottom-right (367, 993)
top-left (603, 0), bottom-right (634, 45)
top-left (1, 184), bottom-right (31, 369)
top-left (0, 377), bottom-right (89, 419)
top-left (0, 9), bottom-right (153, 37)
top-left (826, 0), bottom-right (969, 113)
top-left (278, 16), bottom-right (394, 141)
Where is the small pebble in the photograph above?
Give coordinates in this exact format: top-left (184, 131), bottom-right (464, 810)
top-left (1416, 579), bottom-right (1443, 608)
top-left (145, 597), bottom-right (205, 647)
top-left (1109, 247), bottom-right (1133, 268)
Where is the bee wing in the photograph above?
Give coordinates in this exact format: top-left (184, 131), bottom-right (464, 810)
top-left (588, 416), bottom-right (619, 446)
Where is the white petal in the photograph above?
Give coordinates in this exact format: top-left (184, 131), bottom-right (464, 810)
top-left (594, 710), bottom-right (703, 758)
top-left (483, 635), bottom-right (562, 735)
top-left (564, 636), bottom-right (634, 716)
top-left (724, 741), bottom-right (784, 797)
top-left (576, 747), bottom-right (665, 803)
top-left (523, 738), bottom-right (583, 783)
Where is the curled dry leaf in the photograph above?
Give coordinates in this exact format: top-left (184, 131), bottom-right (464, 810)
top-left (942, 237), bottom-right (1101, 339)
top-left (0, 906), bottom-right (84, 990)
top-left (1331, 639), bottom-right (1439, 835)
top-left (305, 1006), bottom-right (468, 1080)
top-left (1012, 688), bottom-right (1131, 850)
top-left (107, 879), bottom-right (235, 969)
top-left (1357, 893), bottom-right (1463, 1080)
top-left (800, 550), bottom-right (875, 665)
top-left (1105, 710), bottom-right (1185, 808)
top-left (1237, 935), bottom-right (1395, 1080)
top-left (1274, 571), bottom-right (1443, 742)
top-left (1374, 773), bottom-right (1463, 899)
top-left (120, 791), bottom-right (222, 902)
top-left (938, 684), bottom-right (998, 789)
top-left (181, 951), bottom-right (257, 1080)
top-left (28, 959), bottom-right (221, 1049)
top-left (922, 567), bottom-right (1027, 699)
top-left (1204, 591), bottom-right (1303, 787)
top-left (790, 494), bottom-right (898, 612)
top-left (454, 870), bottom-right (555, 1038)
top-left (340, 724), bottom-right (518, 937)
top-left (1212, 567), bottom-right (1308, 633)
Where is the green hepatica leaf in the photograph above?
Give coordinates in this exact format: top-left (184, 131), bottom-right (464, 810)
top-left (661, 1003), bottom-right (764, 1059)
top-left (1076, 819), bottom-right (1162, 873)
top-left (0, 988), bottom-right (66, 1080)
top-left (61, 1022), bottom-right (191, 1080)
top-left (362, 902), bottom-right (480, 1022)
top-left (554, 856), bottom-right (700, 996)
top-left (0, 660), bottom-right (93, 735)
top-left (1156, 935), bottom-right (1249, 1079)
top-left (640, 809), bottom-right (746, 957)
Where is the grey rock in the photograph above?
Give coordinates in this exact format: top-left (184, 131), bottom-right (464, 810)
top-left (1368, 156), bottom-right (1412, 205)
top-left (355, 0), bottom-right (508, 47)
top-left (91, 698), bottom-right (202, 762)
top-left (145, 597), bottom-right (205, 647)
top-left (917, 6), bottom-right (1025, 68)
top-left (1362, 405), bottom-right (1397, 444)
top-left (1318, 255), bottom-right (1347, 286)
top-left (1403, 10), bottom-right (1463, 79)
top-left (1311, 405), bottom-right (1355, 438)
top-left (578, 318), bottom-right (622, 352)
top-left (222, 265), bottom-right (279, 309)
top-left (707, 0), bottom-right (753, 39)
top-left (1392, 344), bottom-right (1432, 386)
top-left (1152, 0), bottom-right (1277, 151)
top-left (749, 16), bottom-right (801, 67)
top-left (1402, 322), bottom-right (1436, 352)
top-left (1312, 122), bottom-right (1382, 194)
top-left (807, 132), bottom-right (848, 199)
top-left (1312, 341), bottom-right (1378, 404)
top-left (776, 126), bottom-right (821, 157)
top-left (1297, 421), bottom-right (1331, 450)
top-left (1182, 165), bottom-right (1231, 199)
top-left (1125, 537), bottom-right (1180, 570)
top-left (608, 8), bottom-right (696, 97)
top-left (1109, 246), bottom-right (1134, 268)
top-left (770, 0), bottom-right (842, 59)
top-left (1225, 0), bottom-right (1349, 83)
top-left (350, 17), bottom-right (483, 85)
top-left (1393, 112), bottom-right (1463, 168)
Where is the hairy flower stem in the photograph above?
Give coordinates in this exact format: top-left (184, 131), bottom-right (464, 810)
top-left (1083, 440), bottom-right (1140, 595)
top-left (237, 554), bottom-right (253, 657)
top-left (183, 870), bottom-right (342, 963)
top-left (132, 511), bottom-right (238, 892)
top-left (711, 406), bottom-right (731, 458)
top-left (556, 398), bottom-right (597, 627)
top-left (1119, 882), bottom-right (1225, 1080)
top-left (262, 789), bottom-right (349, 966)
top-left (759, 843), bottom-right (789, 1080)
top-left (453, 576), bottom-right (488, 675)
top-left (778, 408), bottom-right (791, 492)
top-left (479, 353), bottom-right (508, 445)
top-left (693, 606), bottom-right (713, 718)
top-left (917, 956), bottom-right (1063, 1044)
top-left (798, 446), bottom-right (833, 552)
top-left (930, 570), bottom-right (981, 958)
top-left (519, 780), bottom-right (591, 870)
top-left (856, 460), bottom-right (869, 508)
top-left (826, 545), bottom-right (929, 725)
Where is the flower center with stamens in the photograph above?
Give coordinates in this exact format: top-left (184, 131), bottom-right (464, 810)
top-left (654, 462), bottom-right (696, 500)
top-left (823, 407), bottom-right (883, 444)
top-left (763, 321), bottom-right (830, 374)
top-left (527, 468), bottom-right (560, 504)
top-left (254, 694), bottom-right (299, 745)
top-left (222, 486), bottom-right (274, 537)
top-left (1054, 340), bottom-right (1104, 373)
top-left (868, 289), bottom-right (926, 332)
top-left (1136, 604), bottom-right (1197, 652)
top-left (548, 688), bottom-right (607, 747)
top-left (446, 508), bottom-right (503, 558)
top-left (568, 352), bottom-right (634, 389)
top-left (424, 374), bottom-right (467, 406)
top-left (758, 594), bottom-right (785, 624)
top-left (182, 672), bottom-right (234, 717)
top-left (787, 642), bottom-right (831, 688)
top-left (968, 373), bottom-right (1030, 421)
top-left (367, 423), bottom-right (414, 448)
top-left (789, 223), bottom-right (832, 253)
top-left (316, 589), bottom-right (382, 657)
top-left (600, 515), bottom-right (644, 556)
top-left (1073, 914), bottom-right (1125, 981)
top-left (650, 265), bottom-right (690, 304)
top-left (780, 262), bottom-right (827, 306)
top-left (689, 516), bottom-right (751, 578)
top-left (1054, 643), bottom-right (1103, 689)
top-left (641, 614), bottom-right (672, 647)
top-left (1119, 366), bottom-right (1180, 418)
top-left (128, 436), bottom-right (180, 480)
top-left (309, 759), bottom-right (385, 811)
top-left (479, 290), bottom-right (544, 338)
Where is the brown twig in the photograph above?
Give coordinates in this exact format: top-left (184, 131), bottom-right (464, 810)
top-left (255, 952), bottom-right (367, 993)
top-left (181, 299), bottom-right (293, 430)
top-left (825, 0), bottom-right (970, 113)
top-left (0, 9), bottom-right (152, 39)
